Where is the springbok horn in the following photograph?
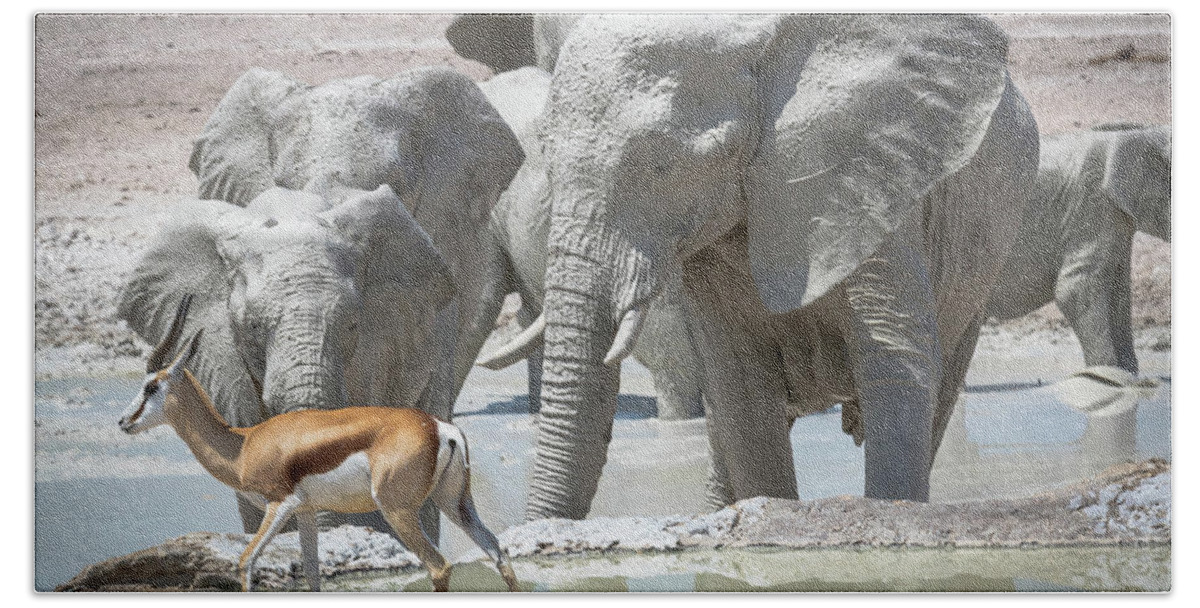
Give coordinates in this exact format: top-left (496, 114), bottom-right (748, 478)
top-left (603, 307), bottom-right (646, 367)
top-left (476, 313), bottom-right (546, 370)
top-left (147, 294), bottom-right (194, 372)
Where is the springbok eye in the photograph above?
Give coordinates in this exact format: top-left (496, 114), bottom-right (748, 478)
top-left (144, 383), bottom-right (158, 397)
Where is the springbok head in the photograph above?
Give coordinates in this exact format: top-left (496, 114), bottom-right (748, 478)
top-left (119, 295), bottom-right (203, 434)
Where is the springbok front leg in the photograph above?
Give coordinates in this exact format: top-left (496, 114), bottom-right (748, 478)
top-left (296, 509), bottom-right (322, 592)
top-left (239, 494), bottom-right (303, 592)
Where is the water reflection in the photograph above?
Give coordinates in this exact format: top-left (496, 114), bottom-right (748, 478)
top-left (34, 363), bottom-right (1172, 588)
top-left (932, 370), bottom-right (1169, 503)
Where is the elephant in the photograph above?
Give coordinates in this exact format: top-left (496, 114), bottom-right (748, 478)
top-left (183, 66), bottom-right (523, 538)
top-left (475, 67), bottom-right (705, 420)
top-left (987, 124), bottom-right (1171, 375)
top-left (488, 14), bottom-right (1040, 520)
top-left (446, 14), bottom-right (582, 73)
top-left (187, 66), bottom-right (524, 424)
top-left (118, 184), bottom-right (455, 534)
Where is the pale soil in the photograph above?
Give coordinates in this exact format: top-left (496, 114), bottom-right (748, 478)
top-left (33, 13), bottom-right (1172, 378)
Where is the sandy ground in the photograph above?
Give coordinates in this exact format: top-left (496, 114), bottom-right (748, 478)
top-left (32, 13), bottom-right (1172, 379)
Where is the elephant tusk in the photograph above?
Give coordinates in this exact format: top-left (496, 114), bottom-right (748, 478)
top-left (476, 313), bottom-right (546, 370)
top-left (603, 307), bottom-right (647, 367)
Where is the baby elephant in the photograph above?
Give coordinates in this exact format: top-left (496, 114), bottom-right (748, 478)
top-left (118, 296), bottom-right (520, 592)
top-left (989, 124), bottom-right (1170, 374)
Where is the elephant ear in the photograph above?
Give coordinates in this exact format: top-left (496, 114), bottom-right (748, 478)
top-left (189, 68), bottom-right (305, 206)
top-left (747, 15), bottom-right (1011, 312)
top-left (317, 185), bottom-right (455, 311)
top-left (117, 200), bottom-right (265, 426)
top-left (1099, 126), bottom-right (1172, 241)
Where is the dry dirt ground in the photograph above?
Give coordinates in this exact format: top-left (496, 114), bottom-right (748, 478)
top-left (33, 13), bottom-right (1172, 379)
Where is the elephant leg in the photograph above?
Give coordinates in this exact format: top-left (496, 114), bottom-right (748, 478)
top-left (844, 239), bottom-right (942, 502)
top-left (703, 415), bottom-right (736, 510)
top-left (686, 292), bottom-right (795, 503)
top-left (930, 312), bottom-right (986, 462)
top-left (647, 353), bottom-right (704, 421)
top-left (1055, 230), bottom-right (1138, 374)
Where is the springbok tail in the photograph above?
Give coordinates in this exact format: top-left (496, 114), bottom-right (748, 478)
top-left (432, 420), bottom-right (470, 493)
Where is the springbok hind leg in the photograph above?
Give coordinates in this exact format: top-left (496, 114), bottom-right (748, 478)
top-left (239, 495), bottom-right (302, 591)
top-left (379, 506), bottom-right (452, 591)
top-left (434, 484), bottom-right (519, 591)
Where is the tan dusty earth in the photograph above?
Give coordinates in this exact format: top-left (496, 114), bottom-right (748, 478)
top-left (33, 13), bottom-right (1171, 379)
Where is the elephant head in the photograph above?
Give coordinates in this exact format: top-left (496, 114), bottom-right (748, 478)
top-left (1094, 123), bottom-right (1171, 242)
top-left (188, 66), bottom-right (523, 271)
top-left (118, 185), bottom-right (454, 427)
top-left (445, 14), bottom-right (583, 73)
top-left (501, 15), bottom-right (1023, 520)
top-left (187, 66), bottom-right (524, 413)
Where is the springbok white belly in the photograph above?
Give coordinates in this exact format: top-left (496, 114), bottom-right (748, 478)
top-left (297, 451), bottom-right (378, 513)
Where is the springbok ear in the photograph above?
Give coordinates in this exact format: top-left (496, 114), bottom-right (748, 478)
top-left (118, 200), bottom-right (264, 425)
top-left (1101, 127), bottom-right (1172, 241)
top-left (189, 68), bottom-right (305, 206)
top-left (746, 15), bottom-right (1011, 312)
top-left (318, 186), bottom-right (456, 311)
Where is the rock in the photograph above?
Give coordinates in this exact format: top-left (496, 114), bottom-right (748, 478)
top-left (482, 461), bottom-right (1170, 559)
top-left (57, 526), bottom-right (423, 592)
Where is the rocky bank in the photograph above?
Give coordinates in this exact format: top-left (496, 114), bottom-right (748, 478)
top-left (58, 460), bottom-right (1169, 592)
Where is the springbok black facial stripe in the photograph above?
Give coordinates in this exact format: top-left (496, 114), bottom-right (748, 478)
top-left (129, 397), bottom-right (147, 424)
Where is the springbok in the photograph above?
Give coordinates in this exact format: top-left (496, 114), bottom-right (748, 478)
top-left (118, 295), bottom-right (520, 592)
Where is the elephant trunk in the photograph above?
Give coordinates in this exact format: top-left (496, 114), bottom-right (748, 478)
top-left (261, 312), bottom-right (349, 415)
top-left (525, 223), bottom-right (655, 520)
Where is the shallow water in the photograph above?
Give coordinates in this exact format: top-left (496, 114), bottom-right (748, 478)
top-left (329, 545), bottom-right (1171, 592)
top-left (34, 345), bottom-right (1171, 590)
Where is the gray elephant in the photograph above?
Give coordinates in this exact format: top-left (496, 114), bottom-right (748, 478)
top-left (446, 14), bottom-right (582, 73)
top-left (988, 124), bottom-right (1171, 375)
top-left (118, 184), bottom-right (454, 532)
top-left (187, 66), bottom-right (524, 424)
top-left (494, 15), bottom-right (1039, 520)
top-left (475, 67), bottom-right (705, 420)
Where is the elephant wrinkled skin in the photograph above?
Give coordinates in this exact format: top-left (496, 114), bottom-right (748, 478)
top-left (118, 185), bottom-right (454, 531)
top-left (523, 14), bottom-right (1039, 521)
top-left (181, 66), bottom-right (522, 537)
top-left (477, 67), bottom-right (706, 420)
top-left (188, 66), bottom-right (524, 421)
top-left (988, 124), bottom-right (1171, 375)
